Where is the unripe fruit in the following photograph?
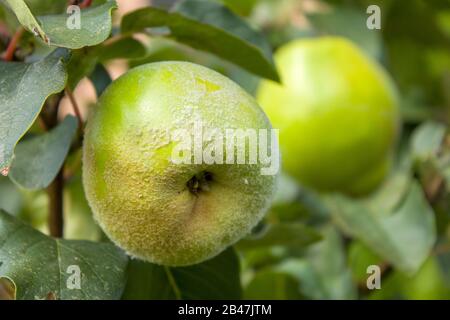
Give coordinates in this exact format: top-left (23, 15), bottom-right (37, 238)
top-left (257, 37), bottom-right (401, 195)
top-left (83, 61), bottom-right (277, 266)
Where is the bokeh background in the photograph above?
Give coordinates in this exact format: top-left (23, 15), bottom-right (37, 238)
top-left (1, 0), bottom-right (450, 299)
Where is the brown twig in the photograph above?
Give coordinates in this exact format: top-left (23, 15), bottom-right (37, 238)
top-left (357, 261), bottom-right (392, 294)
top-left (2, 27), bottom-right (24, 61)
top-left (65, 88), bottom-right (84, 133)
top-left (79, 0), bottom-right (93, 9)
top-left (44, 93), bottom-right (65, 238)
top-left (423, 174), bottom-right (445, 204)
top-left (434, 243), bottom-right (450, 256)
top-left (64, 153), bottom-right (82, 182)
top-left (47, 170), bottom-right (64, 237)
top-left (38, 116), bottom-right (49, 131)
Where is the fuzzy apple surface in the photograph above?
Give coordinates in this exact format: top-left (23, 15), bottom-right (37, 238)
top-left (82, 61), bottom-right (278, 266)
top-left (257, 37), bottom-right (401, 195)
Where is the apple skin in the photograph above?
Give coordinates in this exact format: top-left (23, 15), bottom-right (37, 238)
top-left (82, 61), bottom-right (277, 266)
top-left (257, 37), bottom-right (401, 195)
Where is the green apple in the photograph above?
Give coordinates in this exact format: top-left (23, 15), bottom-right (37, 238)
top-left (257, 37), bottom-right (401, 195)
top-left (83, 61), bottom-right (278, 266)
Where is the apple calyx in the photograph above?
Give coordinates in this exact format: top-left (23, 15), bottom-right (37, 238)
top-left (187, 171), bottom-right (214, 195)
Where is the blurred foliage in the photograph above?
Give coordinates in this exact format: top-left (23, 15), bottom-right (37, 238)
top-left (0, 0), bottom-right (450, 300)
top-left (123, 248), bottom-right (242, 299)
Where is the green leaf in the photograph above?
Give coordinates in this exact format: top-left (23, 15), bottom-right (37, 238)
top-left (88, 64), bottom-right (112, 98)
top-left (0, 1), bottom-right (79, 32)
top-left (67, 37), bottom-right (142, 90)
top-left (437, 248), bottom-right (450, 285)
top-left (329, 177), bottom-right (436, 274)
top-left (270, 174), bottom-right (330, 223)
top-left (66, 48), bottom-right (99, 90)
top-left (272, 173), bottom-right (301, 205)
top-left (244, 270), bottom-right (304, 300)
top-left (409, 122), bottom-right (450, 198)
top-left (307, 6), bottom-right (382, 59)
top-left (0, 210), bottom-right (128, 300)
top-left (37, 0), bottom-right (117, 49)
top-left (121, 6), bottom-right (170, 31)
top-left (368, 173), bottom-right (411, 213)
top-left (122, 247), bottom-right (241, 299)
top-left (306, 227), bottom-right (357, 299)
top-left (277, 227), bottom-right (357, 300)
top-left (64, 172), bottom-right (103, 241)
top-left (410, 121), bottom-right (446, 162)
top-left (121, 0), bottom-right (279, 81)
top-left (3, 0), bottom-right (48, 43)
top-left (275, 260), bottom-right (325, 299)
top-left (23, 0), bottom-right (68, 15)
top-left (236, 223), bottom-right (322, 251)
top-left (98, 37), bottom-right (146, 62)
top-left (0, 276), bottom-right (16, 300)
top-left (221, 0), bottom-right (258, 16)
top-left (1, 0), bottom-right (117, 49)
top-left (9, 116), bottom-right (78, 190)
top-left (240, 247), bottom-right (289, 271)
top-left (0, 177), bottom-right (23, 216)
top-left (0, 49), bottom-right (68, 172)
top-left (382, 0), bottom-right (450, 106)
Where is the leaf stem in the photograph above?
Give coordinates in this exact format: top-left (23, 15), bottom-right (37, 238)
top-left (47, 170), bottom-right (64, 238)
top-left (80, 0), bottom-right (93, 9)
top-left (45, 93), bottom-right (65, 238)
top-left (164, 266), bottom-right (182, 300)
top-left (2, 27), bottom-right (24, 61)
top-left (65, 88), bottom-right (84, 134)
top-left (67, 0), bottom-right (92, 7)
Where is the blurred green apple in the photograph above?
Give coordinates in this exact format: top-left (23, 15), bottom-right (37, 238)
top-left (401, 258), bottom-right (450, 300)
top-left (83, 61), bottom-right (278, 266)
top-left (257, 37), bottom-right (401, 195)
